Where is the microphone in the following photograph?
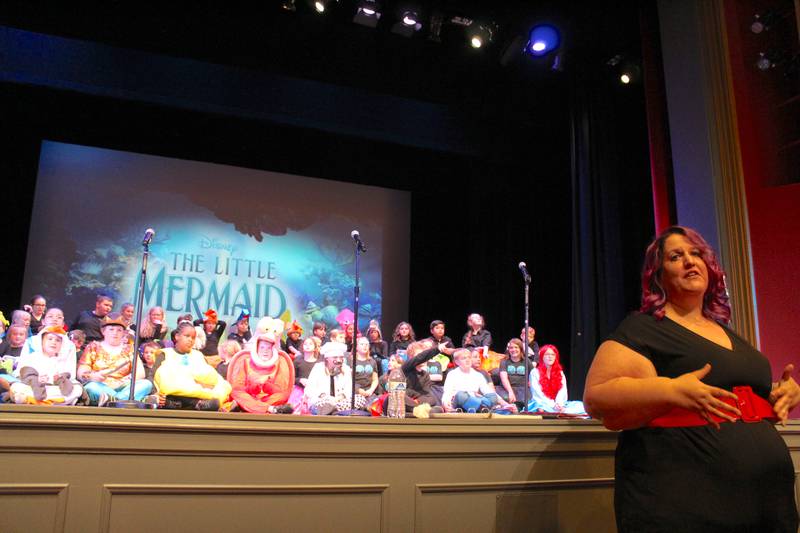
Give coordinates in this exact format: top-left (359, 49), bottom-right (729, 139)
top-left (351, 230), bottom-right (367, 253)
top-left (518, 261), bottom-right (531, 283)
top-left (142, 228), bottom-right (155, 246)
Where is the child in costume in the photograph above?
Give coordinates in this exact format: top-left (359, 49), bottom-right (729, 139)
top-left (193, 309), bottom-right (226, 356)
top-left (281, 320), bottom-right (304, 359)
top-left (77, 313), bottom-right (152, 406)
top-left (10, 325), bottom-right (83, 405)
top-left (288, 336), bottom-right (321, 413)
top-left (228, 318), bottom-right (294, 414)
top-left (154, 322), bottom-right (232, 411)
top-left (227, 309), bottom-right (251, 345)
top-left (305, 342), bottom-right (365, 414)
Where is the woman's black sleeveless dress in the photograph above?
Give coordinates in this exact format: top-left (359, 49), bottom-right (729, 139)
top-left (609, 313), bottom-right (797, 532)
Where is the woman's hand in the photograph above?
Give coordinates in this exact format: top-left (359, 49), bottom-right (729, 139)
top-left (507, 391), bottom-right (517, 403)
top-left (770, 364), bottom-right (800, 425)
top-left (670, 363), bottom-right (740, 429)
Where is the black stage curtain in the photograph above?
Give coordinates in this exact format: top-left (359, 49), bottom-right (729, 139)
top-left (568, 69), bottom-right (655, 399)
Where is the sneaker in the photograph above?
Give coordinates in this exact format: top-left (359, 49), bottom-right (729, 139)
top-left (163, 397), bottom-right (184, 410)
top-left (12, 391), bottom-right (29, 404)
top-left (96, 393), bottom-right (109, 407)
top-left (316, 403), bottom-right (337, 416)
top-left (273, 404), bottom-right (294, 414)
top-left (193, 398), bottom-right (220, 411)
top-left (142, 394), bottom-right (159, 408)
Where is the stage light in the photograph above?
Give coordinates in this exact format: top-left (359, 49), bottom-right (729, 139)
top-left (526, 24), bottom-right (560, 57)
top-left (756, 52), bottom-right (773, 71)
top-left (354, 0), bottom-right (381, 28)
top-left (391, 9), bottom-right (422, 38)
top-left (467, 23), bottom-right (495, 49)
top-left (281, 0), bottom-right (296, 11)
top-left (751, 11), bottom-right (780, 34)
top-left (618, 64), bottom-right (640, 84)
top-left (314, 0), bottom-right (327, 13)
top-left (402, 11), bottom-right (418, 26)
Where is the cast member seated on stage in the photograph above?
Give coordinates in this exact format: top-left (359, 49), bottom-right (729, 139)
top-left (0, 325), bottom-right (29, 360)
top-left (22, 294), bottom-right (47, 333)
top-left (228, 321), bottom-right (295, 414)
top-left (11, 309), bottom-right (32, 335)
top-left (281, 320), bottom-right (304, 359)
top-left (462, 313), bottom-right (493, 349)
top-left (138, 306), bottom-right (168, 346)
top-left (288, 336), bottom-right (321, 412)
top-left (139, 341), bottom-right (160, 383)
top-left (68, 330), bottom-right (86, 358)
top-left (426, 320), bottom-right (456, 361)
top-left (388, 321), bottom-right (415, 357)
top-left (520, 326), bottom-right (540, 366)
top-left (226, 309), bottom-right (251, 345)
top-left (344, 323), bottom-right (356, 353)
top-left (119, 302), bottom-right (135, 330)
top-left (398, 339), bottom-right (446, 414)
top-left (293, 337), bottom-right (321, 387)
top-left (499, 338), bottom-right (528, 407)
top-left (367, 325), bottom-right (388, 372)
top-left (469, 348), bottom-right (518, 412)
top-left (311, 321), bottom-right (326, 343)
top-left (353, 336), bottom-right (380, 402)
top-left (21, 308), bottom-right (71, 357)
top-left (71, 294), bottom-right (113, 343)
top-left (153, 322), bottom-right (232, 411)
top-left (327, 328), bottom-right (346, 345)
top-left (528, 344), bottom-right (583, 413)
top-left (77, 313), bottom-right (153, 406)
top-left (194, 309), bottom-right (226, 356)
top-left (470, 349), bottom-right (492, 382)
top-left (215, 339), bottom-right (241, 379)
top-left (442, 348), bottom-right (500, 413)
top-left (10, 326), bottom-right (83, 405)
top-left (304, 342), bottom-right (365, 415)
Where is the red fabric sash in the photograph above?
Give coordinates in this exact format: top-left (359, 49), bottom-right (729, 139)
top-left (648, 385), bottom-right (777, 428)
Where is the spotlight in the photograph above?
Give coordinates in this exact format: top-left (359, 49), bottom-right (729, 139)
top-left (526, 24), bottom-right (560, 57)
top-left (756, 52), bottom-right (774, 71)
top-left (312, 0), bottom-right (329, 13)
top-left (402, 11), bottom-right (419, 26)
top-left (281, 0), bottom-right (296, 11)
top-left (467, 22), bottom-right (496, 49)
top-left (756, 48), bottom-right (792, 72)
top-left (750, 11), bottom-right (781, 34)
top-left (354, 0), bottom-right (381, 28)
top-left (391, 10), bottom-right (422, 37)
top-left (619, 64), bottom-right (641, 84)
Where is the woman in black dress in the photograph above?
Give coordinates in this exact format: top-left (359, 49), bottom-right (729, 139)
top-left (584, 226), bottom-right (800, 532)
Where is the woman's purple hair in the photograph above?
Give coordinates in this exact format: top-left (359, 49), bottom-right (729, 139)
top-left (640, 226), bottom-right (731, 324)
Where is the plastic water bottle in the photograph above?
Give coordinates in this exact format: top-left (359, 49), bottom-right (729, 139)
top-left (387, 366), bottom-right (406, 418)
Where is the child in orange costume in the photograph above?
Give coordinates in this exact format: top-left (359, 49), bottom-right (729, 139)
top-left (228, 317), bottom-right (294, 414)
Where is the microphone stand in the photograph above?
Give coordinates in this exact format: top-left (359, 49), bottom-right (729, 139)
top-left (349, 237), bottom-right (364, 412)
top-left (522, 269), bottom-right (532, 413)
top-left (109, 236), bottom-right (151, 409)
